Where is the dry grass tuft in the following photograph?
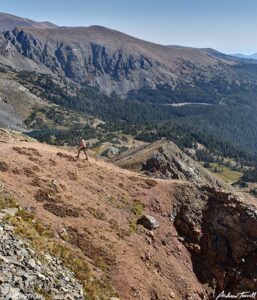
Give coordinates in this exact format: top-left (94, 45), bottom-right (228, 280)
top-left (144, 178), bottom-right (157, 187)
top-left (132, 200), bottom-right (144, 217)
top-left (87, 207), bottom-right (106, 221)
top-left (34, 189), bottom-right (55, 202)
top-left (56, 152), bottom-right (77, 162)
top-left (66, 227), bottom-right (117, 272)
top-left (0, 191), bottom-right (18, 209)
top-left (43, 203), bottom-right (80, 218)
top-left (49, 159), bottom-right (57, 166)
top-left (0, 190), bottom-right (117, 299)
top-left (13, 146), bottom-right (31, 156)
top-left (23, 167), bottom-right (36, 177)
top-left (110, 219), bottom-right (131, 238)
top-left (67, 171), bottom-right (78, 181)
top-left (13, 147), bottom-right (42, 158)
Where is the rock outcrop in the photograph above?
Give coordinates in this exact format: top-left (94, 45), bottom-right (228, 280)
top-left (172, 184), bottom-right (257, 296)
top-left (0, 210), bottom-right (84, 300)
top-left (113, 140), bottom-right (227, 189)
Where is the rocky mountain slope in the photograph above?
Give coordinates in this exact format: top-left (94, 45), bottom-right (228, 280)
top-left (173, 185), bottom-right (257, 295)
top-left (112, 140), bottom-right (228, 189)
top-left (0, 130), bottom-right (208, 299)
top-left (0, 12), bottom-right (57, 31)
top-left (0, 16), bottom-right (253, 96)
top-left (0, 204), bottom-right (84, 299)
top-left (0, 70), bottom-right (44, 131)
top-left (0, 129), bottom-right (256, 299)
top-left (0, 65), bottom-right (101, 132)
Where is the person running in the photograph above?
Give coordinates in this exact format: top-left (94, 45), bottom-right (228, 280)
top-left (76, 138), bottom-right (88, 160)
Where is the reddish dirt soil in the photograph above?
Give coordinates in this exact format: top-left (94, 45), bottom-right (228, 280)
top-left (0, 132), bottom-right (211, 299)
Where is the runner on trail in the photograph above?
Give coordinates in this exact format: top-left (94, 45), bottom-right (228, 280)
top-left (76, 138), bottom-right (88, 160)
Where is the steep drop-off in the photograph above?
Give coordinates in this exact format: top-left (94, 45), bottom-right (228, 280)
top-left (0, 130), bottom-right (256, 299)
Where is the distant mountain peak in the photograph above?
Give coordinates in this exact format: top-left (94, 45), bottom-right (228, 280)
top-left (0, 12), bottom-right (57, 31)
top-left (231, 52), bottom-right (257, 60)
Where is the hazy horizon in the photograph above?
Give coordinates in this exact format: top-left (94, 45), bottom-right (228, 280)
top-left (2, 0), bottom-right (257, 55)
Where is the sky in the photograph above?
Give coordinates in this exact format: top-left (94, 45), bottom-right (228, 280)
top-left (1, 0), bottom-right (257, 54)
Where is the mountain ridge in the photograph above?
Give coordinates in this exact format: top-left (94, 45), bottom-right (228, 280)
top-left (112, 139), bottom-right (229, 189)
top-left (0, 22), bottom-right (243, 95)
top-left (231, 52), bottom-right (257, 60)
top-left (0, 12), bottom-right (57, 31)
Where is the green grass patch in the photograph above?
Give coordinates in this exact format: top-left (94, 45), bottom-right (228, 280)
top-left (0, 191), bottom-right (19, 209)
top-left (207, 163), bottom-right (243, 184)
top-left (132, 200), bottom-right (143, 217)
top-left (129, 200), bottom-right (144, 233)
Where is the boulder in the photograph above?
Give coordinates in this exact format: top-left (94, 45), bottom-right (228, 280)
top-left (137, 215), bottom-right (159, 230)
top-left (102, 146), bottom-right (120, 159)
top-left (109, 147), bottom-right (120, 156)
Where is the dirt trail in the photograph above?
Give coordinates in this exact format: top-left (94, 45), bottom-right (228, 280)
top-left (0, 131), bottom-right (210, 299)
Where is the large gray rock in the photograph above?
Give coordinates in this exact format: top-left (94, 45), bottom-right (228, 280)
top-left (137, 215), bottom-right (159, 230)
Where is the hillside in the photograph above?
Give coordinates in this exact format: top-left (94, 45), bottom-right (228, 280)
top-left (0, 69), bottom-right (45, 131)
top-left (0, 130), bottom-right (209, 299)
top-left (0, 129), bottom-right (257, 299)
top-left (0, 21), bottom-right (252, 96)
top-left (112, 140), bottom-right (229, 189)
top-left (0, 12), bottom-right (57, 31)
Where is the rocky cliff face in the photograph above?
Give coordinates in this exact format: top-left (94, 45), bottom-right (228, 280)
top-left (0, 26), bottom-right (176, 94)
top-left (115, 140), bottom-right (257, 296)
top-left (173, 184), bottom-right (257, 296)
top-left (0, 25), bottom-right (244, 95)
top-left (113, 140), bottom-right (228, 189)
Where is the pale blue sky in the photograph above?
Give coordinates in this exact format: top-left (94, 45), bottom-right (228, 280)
top-left (2, 0), bottom-right (257, 54)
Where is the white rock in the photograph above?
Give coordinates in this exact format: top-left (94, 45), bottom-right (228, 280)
top-left (28, 259), bottom-right (36, 268)
top-left (1, 207), bottom-right (19, 217)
